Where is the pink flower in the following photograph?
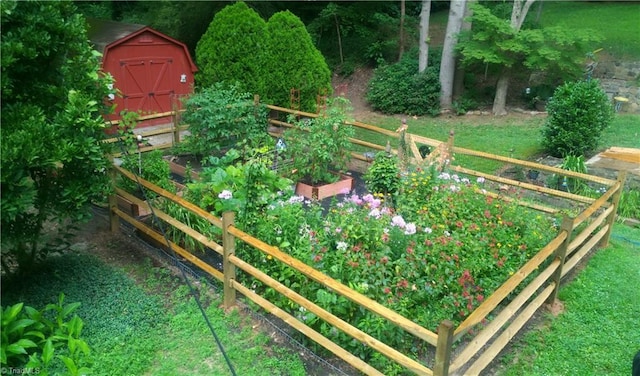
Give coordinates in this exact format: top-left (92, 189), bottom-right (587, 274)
top-left (391, 215), bottom-right (406, 228)
top-left (404, 223), bottom-right (417, 235)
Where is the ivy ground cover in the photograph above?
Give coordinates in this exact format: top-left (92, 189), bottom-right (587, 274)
top-left (243, 165), bottom-right (557, 369)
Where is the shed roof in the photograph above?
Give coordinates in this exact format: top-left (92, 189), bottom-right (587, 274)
top-left (86, 18), bottom-right (197, 73)
top-left (87, 18), bottom-right (146, 53)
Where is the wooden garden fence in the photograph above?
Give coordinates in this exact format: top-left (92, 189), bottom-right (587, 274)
top-left (107, 105), bottom-right (625, 375)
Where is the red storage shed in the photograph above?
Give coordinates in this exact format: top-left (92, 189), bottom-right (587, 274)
top-left (88, 19), bottom-right (198, 129)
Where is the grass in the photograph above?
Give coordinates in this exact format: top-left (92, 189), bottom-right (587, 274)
top-left (496, 224), bottom-right (640, 376)
top-left (600, 114), bottom-right (640, 150)
top-left (539, 2), bottom-right (640, 60)
top-left (1, 252), bottom-right (307, 376)
top-left (352, 112), bottom-right (547, 173)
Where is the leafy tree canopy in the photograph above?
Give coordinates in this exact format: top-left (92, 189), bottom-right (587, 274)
top-left (457, 3), bottom-right (602, 81)
top-left (1, 0), bottom-right (113, 273)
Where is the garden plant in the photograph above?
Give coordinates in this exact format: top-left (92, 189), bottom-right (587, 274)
top-left (240, 163), bottom-right (557, 372)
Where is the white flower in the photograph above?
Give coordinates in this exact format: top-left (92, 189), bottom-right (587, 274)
top-left (477, 177), bottom-right (486, 184)
top-left (369, 208), bottom-right (381, 219)
top-left (449, 184), bottom-right (460, 192)
top-left (336, 241), bottom-right (348, 251)
top-left (424, 227), bottom-right (433, 234)
top-left (218, 190), bottom-right (233, 200)
top-left (288, 195), bottom-right (305, 204)
top-left (439, 172), bottom-right (451, 180)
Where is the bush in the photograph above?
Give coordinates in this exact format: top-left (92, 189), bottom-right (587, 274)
top-left (179, 83), bottom-right (270, 157)
top-left (364, 152), bottom-right (400, 196)
top-left (195, 1), bottom-right (267, 94)
top-left (264, 10), bottom-right (332, 112)
top-left (366, 51), bottom-right (441, 116)
top-left (542, 80), bottom-right (613, 157)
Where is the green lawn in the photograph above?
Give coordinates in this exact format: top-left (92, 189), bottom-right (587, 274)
top-left (497, 224), bottom-right (640, 376)
top-left (539, 2), bottom-right (640, 60)
top-left (1, 252), bottom-right (307, 376)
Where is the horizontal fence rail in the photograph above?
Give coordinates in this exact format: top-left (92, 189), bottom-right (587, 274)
top-left (107, 103), bottom-right (626, 375)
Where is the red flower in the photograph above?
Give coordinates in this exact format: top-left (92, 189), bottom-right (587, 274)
top-left (384, 287), bottom-right (392, 294)
top-left (476, 294), bottom-right (484, 302)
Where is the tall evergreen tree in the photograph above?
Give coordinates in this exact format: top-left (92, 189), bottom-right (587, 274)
top-left (264, 10), bottom-right (332, 112)
top-left (195, 1), bottom-right (268, 95)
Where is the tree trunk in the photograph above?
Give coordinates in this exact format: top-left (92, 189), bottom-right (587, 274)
top-left (439, 0), bottom-right (467, 110)
top-left (491, 0), bottom-right (536, 115)
top-left (418, 0), bottom-right (432, 72)
top-left (399, 0), bottom-right (406, 61)
top-left (334, 13), bottom-right (344, 65)
top-left (452, 0), bottom-right (474, 99)
top-left (493, 71), bottom-right (510, 115)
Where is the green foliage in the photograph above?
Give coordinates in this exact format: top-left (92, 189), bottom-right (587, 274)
top-left (458, 4), bottom-right (602, 80)
top-left (179, 83), bottom-right (270, 158)
top-left (283, 98), bottom-right (355, 185)
top-left (542, 80), bottom-right (614, 157)
top-left (1, 294), bottom-right (91, 375)
top-left (195, 1), bottom-right (268, 94)
top-left (119, 150), bottom-right (175, 198)
top-left (2, 251), bottom-right (308, 375)
top-left (1, 0), bottom-right (114, 273)
top-left (364, 152), bottom-right (401, 196)
top-left (307, 2), bottom-right (410, 69)
top-left (264, 10), bottom-right (332, 112)
top-left (366, 50), bottom-right (441, 116)
top-left (618, 188), bottom-right (640, 222)
top-left (245, 170), bottom-right (556, 366)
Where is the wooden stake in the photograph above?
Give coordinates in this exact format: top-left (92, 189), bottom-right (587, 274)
top-left (434, 320), bottom-right (454, 376)
top-left (600, 170), bottom-right (627, 248)
top-left (547, 216), bottom-right (574, 304)
top-left (223, 211), bottom-right (237, 310)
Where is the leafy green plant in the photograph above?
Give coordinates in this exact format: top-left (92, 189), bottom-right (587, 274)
top-left (618, 188), bottom-right (640, 222)
top-left (1, 1), bottom-right (114, 274)
top-left (119, 149), bottom-right (175, 198)
top-left (244, 169), bottom-right (556, 366)
top-left (364, 152), bottom-right (401, 196)
top-left (179, 83), bottom-right (270, 158)
top-left (366, 49), bottom-right (441, 116)
top-left (451, 97), bottom-right (479, 115)
top-left (283, 98), bottom-right (355, 185)
top-left (1, 294), bottom-right (91, 375)
top-left (542, 79), bottom-right (614, 157)
top-left (547, 155), bottom-right (592, 195)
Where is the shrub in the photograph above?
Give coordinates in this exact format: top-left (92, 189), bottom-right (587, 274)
top-left (366, 51), bottom-right (441, 116)
top-left (282, 98), bottom-right (354, 185)
top-left (364, 152), bottom-right (401, 196)
top-left (119, 149), bottom-right (175, 199)
top-left (195, 1), bottom-right (267, 94)
top-left (264, 10), bottom-right (332, 112)
top-left (179, 83), bottom-right (270, 158)
top-left (542, 79), bottom-right (613, 157)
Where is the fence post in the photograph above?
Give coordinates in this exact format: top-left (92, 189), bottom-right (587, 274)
top-left (434, 320), bottom-right (454, 376)
top-left (222, 211), bottom-right (237, 310)
top-left (600, 170), bottom-right (627, 248)
top-left (108, 167), bottom-right (120, 233)
top-left (547, 215), bottom-right (574, 304)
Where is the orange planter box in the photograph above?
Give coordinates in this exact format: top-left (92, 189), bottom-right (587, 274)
top-left (295, 175), bottom-right (354, 200)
